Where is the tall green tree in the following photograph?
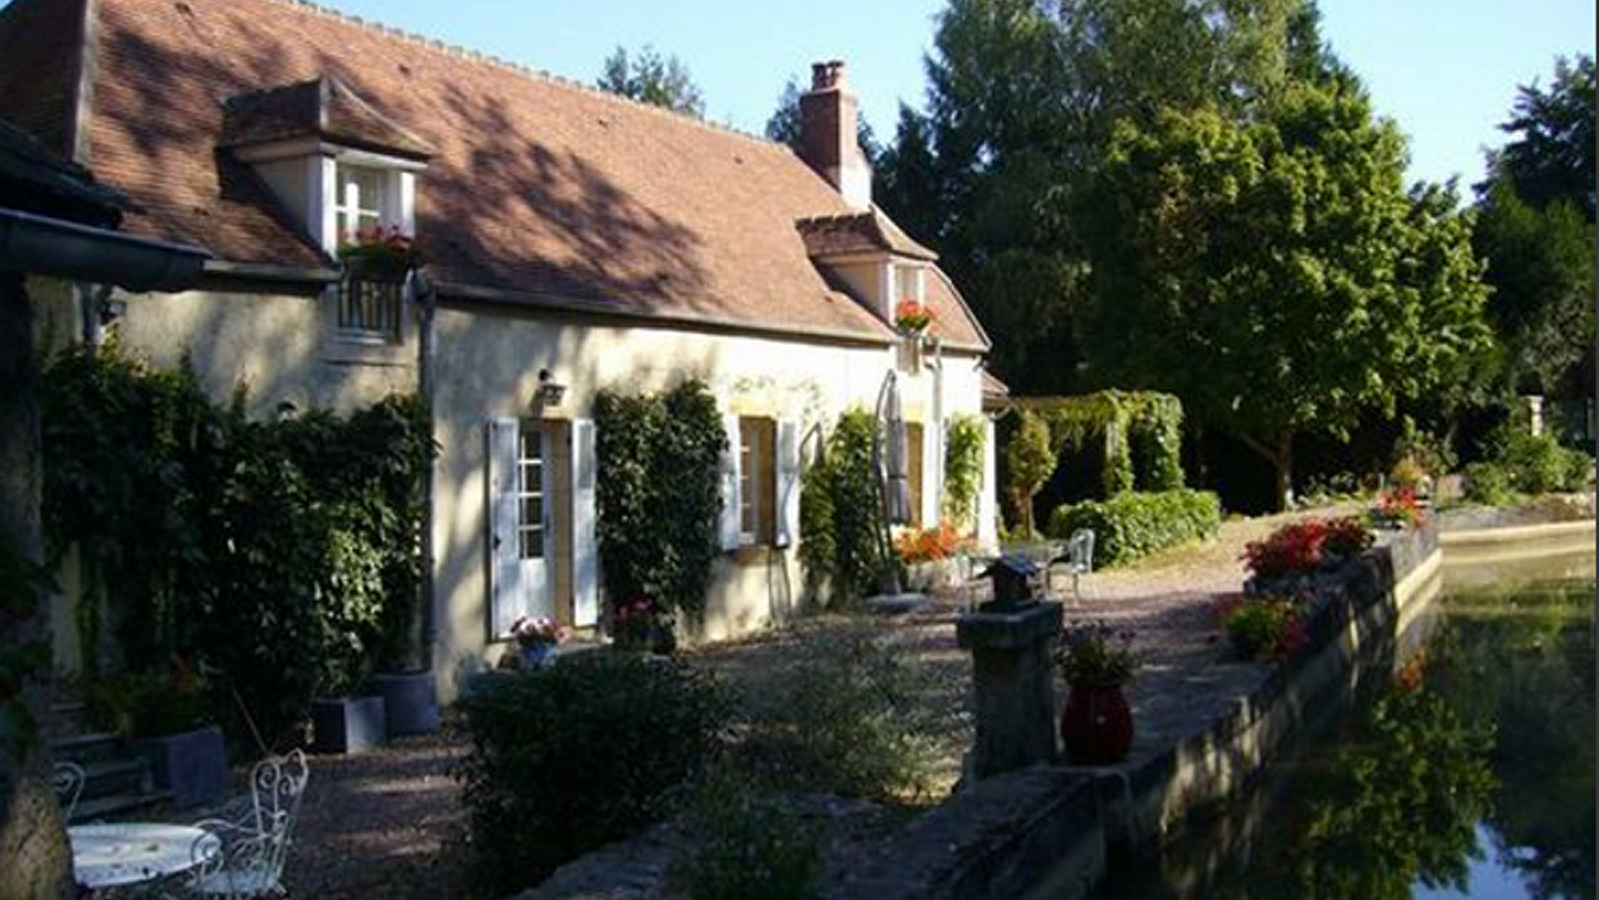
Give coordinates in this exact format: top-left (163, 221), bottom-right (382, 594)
top-left (890, 0), bottom-right (1337, 394)
top-left (1078, 81), bottom-right (1491, 509)
top-left (596, 45), bottom-right (706, 119)
top-left (1472, 182), bottom-right (1595, 396)
top-left (1485, 54), bottom-right (1595, 221)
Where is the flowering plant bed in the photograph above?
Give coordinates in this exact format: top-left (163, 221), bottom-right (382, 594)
top-left (894, 521), bottom-right (971, 564)
top-left (1369, 488), bottom-right (1427, 529)
top-left (1242, 515), bottom-right (1373, 585)
top-left (894, 298), bottom-right (934, 333)
top-left (511, 615), bottom-right (570, 648)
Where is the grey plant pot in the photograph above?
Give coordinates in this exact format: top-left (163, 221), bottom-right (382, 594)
top-left (138, 725), bottom-right (228, 808)
top-left (311, 696), bottom-right (387, 754)
top-left (371, 670), bottom-right (440, 737)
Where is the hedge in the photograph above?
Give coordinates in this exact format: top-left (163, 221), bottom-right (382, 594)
top-left (1047, 488), bottom-right (1221, 567)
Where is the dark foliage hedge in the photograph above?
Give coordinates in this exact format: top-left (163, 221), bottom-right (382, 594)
top-left (1048, 488), bottom-right (1221, 567)
top-left (455, 654), bottom-right (730, 891)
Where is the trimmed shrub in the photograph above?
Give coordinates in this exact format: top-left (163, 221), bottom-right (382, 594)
top-left (732, 625), bottom-right (940, 801)
top-left (455, 654), bottom-right (730, 892)
top-left (1462, 461), bottom-right (1515, 506)
top-left (669, 774), bottom-right (820, 900)
top-left (1497, 429), bottom-right (1592, 494)
top-left (1047, 489), bottom-right (1221, 568)
top-left (799, 409), bottom-right (888, 606)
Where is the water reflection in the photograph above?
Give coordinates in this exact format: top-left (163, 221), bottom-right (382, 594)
top-left (1096, 572), bottom-right (1595, 900)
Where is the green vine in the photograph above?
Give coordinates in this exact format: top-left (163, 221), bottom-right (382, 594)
top-left (797, 408), bottom-right (887, 606)
top-left (593, 380), bottom-right (725, 623)
top-left (1023, 391), bottom-right (1185, 498)
top-left (942, 413), bottom-right (986, 531)
top-left (41, 343), bottom-right (432, 747)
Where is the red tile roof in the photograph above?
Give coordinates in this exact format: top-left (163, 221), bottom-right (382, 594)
top-left (796, 210), bottom-right (938, 261)
top-left (221, 75), bottom-right (433, 161)
top-left (0, 0), bottom-right (988, 350)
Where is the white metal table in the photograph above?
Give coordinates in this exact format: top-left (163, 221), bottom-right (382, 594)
top-left (69, 823), bottom-right (221, 890)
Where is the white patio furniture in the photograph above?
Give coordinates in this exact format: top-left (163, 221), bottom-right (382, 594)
top-left (52, 760), bottom-right (86, 822)
top-left (184, 749), bottom-right (308, 899)
top-left (69, 822), bottom-right (220, 892)
top-left (1053, 528), bottom-right (1095, 602)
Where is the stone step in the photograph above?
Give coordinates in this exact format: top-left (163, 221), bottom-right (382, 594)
top-left (79, 757), bottom-right (153, 801)
top-left (71, 789), bottom-right (172, 825)
top-left (49, 731), bottom-right (123, 763)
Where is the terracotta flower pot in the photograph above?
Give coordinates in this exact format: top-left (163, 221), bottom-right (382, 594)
top-left (1060, 682), bottom-right (1134, 765)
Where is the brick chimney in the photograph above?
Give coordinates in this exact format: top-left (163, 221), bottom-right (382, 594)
top-left (799, 60), bottom-right (872, 209)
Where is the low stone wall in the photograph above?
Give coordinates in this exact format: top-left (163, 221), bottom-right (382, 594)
top-left (823, 521), bottom-right (1441, 900)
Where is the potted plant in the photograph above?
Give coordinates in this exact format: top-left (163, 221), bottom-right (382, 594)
top-left (893, 298), bottom-right (934, 335)
top-left (1214, 594), bottom-right (1308, 661)
top-left (611, 596), bottom-right (675, 655)
top-left (510, 615), bottom-right (571, 670)
top-left (1055, 620), bottom-right (1138, 765)
top-left (90, 658), bottom-right (228, 808)
top-left (310, 627), bottom-right (386, 755)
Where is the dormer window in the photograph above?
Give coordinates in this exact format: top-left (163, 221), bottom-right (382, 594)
top-left (220, 75), bottom-right (432, 349)
top-left (895, 263), bottom-right (925, 310)
top-left (335, 164), bottom-right (389, 240)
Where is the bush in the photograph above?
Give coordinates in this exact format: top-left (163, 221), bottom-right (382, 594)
top-left (1462, 461), bottom-right (1515, 506)
top-left (799, 409), bottom-right (889, 606)
top-left (942, 413), bottom-right (986, 530)
top-left (1047, 489), bottom-right (1221, 567)
top-left (1244, 516), bottom-right (1375, 582)
top-left (732, 625), bottom-right (939, 801)
top-left (1214, 595), bottom-right (1307, 661)
top-left (1498, 429), bottom-right (1592, 494)
top-left (455, 654), bottom-right (730, 891)
top-left (669, 774), bottom-right (820, 900)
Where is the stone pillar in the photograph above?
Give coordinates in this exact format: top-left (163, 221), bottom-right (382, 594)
top-left (956, 601), bottom-right (1063, 779)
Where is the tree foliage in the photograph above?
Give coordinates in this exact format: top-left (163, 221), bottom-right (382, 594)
top-left (1003, 409), bottom-right (1055, 537)
top-left (1485, 54), bottom-right (1596, 221)
top-left (597, 45), bottom-right (707, 119)
top-left (1077, 81), bottom-right (1491, 507)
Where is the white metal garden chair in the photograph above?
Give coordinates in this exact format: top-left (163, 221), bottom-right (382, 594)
top-left (1051, 528), bottom-right (1095, 602)
top-left (52, 760), bottom-right (86, 822)
top-left (184, 749), bottom-right (309, 899)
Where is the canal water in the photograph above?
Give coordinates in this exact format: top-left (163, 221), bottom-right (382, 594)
top-left (1096, 550), bottom-right (1596, 900)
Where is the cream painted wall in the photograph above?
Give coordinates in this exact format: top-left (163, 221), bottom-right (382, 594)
top-left (100, 282), bottom-right (416, 417)
top-left (428, 303), bottom-right (987, 698)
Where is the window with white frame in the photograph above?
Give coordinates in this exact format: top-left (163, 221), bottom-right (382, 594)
top-left (738, 417), bottom-right (776, 545)
top-left (895, 263), bottom-right (924, 306)
top-left (334, 164), bottom-right (387, 242)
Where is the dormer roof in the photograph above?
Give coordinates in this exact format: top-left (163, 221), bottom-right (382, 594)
top-left (221, 75), bottom-right (432, 161)
top-left (795, 209), bottom-right (938, 262)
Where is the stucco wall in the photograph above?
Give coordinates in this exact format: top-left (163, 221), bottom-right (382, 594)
top-left (36, 277), bottom-right (417, 417)
top-left (428, 302), bottom-right (987, 698)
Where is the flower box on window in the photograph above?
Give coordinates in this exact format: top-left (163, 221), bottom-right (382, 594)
top-left (894, 297), bottom-right (934, 335)
top-left (337, 224), bottom-right (422, 282)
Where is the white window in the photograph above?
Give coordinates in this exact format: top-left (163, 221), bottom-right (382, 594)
top-left (738, 418), bottom-right (769, 545)
top-left (334, 164), bottom-right (387, 242)
top-left (895, 264), bottom-right (924, 306)
top-left (517, 429), bottom-right (546, 561)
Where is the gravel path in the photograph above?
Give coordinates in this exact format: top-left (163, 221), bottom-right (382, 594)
top-left (279, 507), bottom-right (1357, 899)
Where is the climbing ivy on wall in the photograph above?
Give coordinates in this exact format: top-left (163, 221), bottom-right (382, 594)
top-left (798, 408), bottom-right (887, 606)
top-left (1024, 391), bottom-right (1186, 498)
top-left (592, 380), bottom-right (725, 621)
top-left (41, 343), bottom-right (433, 748)
top-left (942, 413), bottom-right (986, 532)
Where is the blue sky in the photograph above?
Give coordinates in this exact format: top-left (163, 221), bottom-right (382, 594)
top-left (260, 1), bottom-right (1598, 190)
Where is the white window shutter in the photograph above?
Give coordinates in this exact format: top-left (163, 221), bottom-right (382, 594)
top-left (775, 419), bottom-right (800, 548)
top-left (486, 417), bottom-right (524, 638)
top-left (719, 413), bottom-right (743, 551)
top-left (571, 419), bottom-right (599, 627)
